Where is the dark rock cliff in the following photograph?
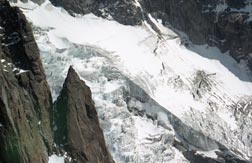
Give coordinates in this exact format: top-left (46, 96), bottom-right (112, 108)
top-left (142, 0), bottom-right (252, 71)
top-left (54, 66), bottom-right (114, 163)
top-left (10, 0), bottom-right (45, 5)
top-left (0, 1), bottom-right (114, 163)
top-left (49, 0), bottom-right (143, 25)
top-left (50, 0), bottom-right (99, 15)
top-left (0, 0), bottom-right (53, 162)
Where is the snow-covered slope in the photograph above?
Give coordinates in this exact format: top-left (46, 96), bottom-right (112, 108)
top-left (12, 1), bottom-right (252, 162)
top-left (48, 155), bottom-right (64, 163)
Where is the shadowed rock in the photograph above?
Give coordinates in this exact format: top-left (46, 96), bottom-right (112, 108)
top-left (9, 0), bottom-right (45, 5)
top-left (0, 0), bottom-right (53, 162)
top-left (49, 0), bottom-right (143, 25)
top-left (54, 66), bottom-right (114, 163)
top-left (141, 0), bottom-right (252, 73)
top-left (50, 0), bottom-right (99, 15)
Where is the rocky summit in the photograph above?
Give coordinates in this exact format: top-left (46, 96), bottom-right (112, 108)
top-left (1, 0), bottom-right (252, 163)
top-left (53, 66), bottom-right (114, 163)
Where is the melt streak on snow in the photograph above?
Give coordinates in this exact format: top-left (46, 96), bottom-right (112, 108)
top-left (12, 0), bottom-right (252, 162)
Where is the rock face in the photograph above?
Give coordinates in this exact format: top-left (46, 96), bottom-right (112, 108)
top-left (141, 0), bottom-right (252, 71)
top-left (9, 0), bottom-right (45, 5)
top-left (54, 66), bottom-right (114, 163)
top-left (0, 0), bottom-right (53, 162)
top-left (100, 0), bottom-right (143, 25)
top-left (50, 0), bottom-right (99, 15)
top-left (50, 0), bottom-right (143, 25)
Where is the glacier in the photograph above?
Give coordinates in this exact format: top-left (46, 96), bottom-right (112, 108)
top-left (11, 0), bottom-right (252, 162)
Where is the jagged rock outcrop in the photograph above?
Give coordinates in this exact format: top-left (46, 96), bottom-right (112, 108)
top-left (100, 0), bottom-right (142, 25)
top-left (0, 0), bottom-right (53, 162)
top-left (50, 0), bottom-right (99, 15)
top-left (54, 66), bottom-right (114, 163)
top-left (49, 0), bottom-right (143, 25)
top-left (9, 0), bottom-right (45, 5)
top-left (141, 0), bottom-right (252, 71)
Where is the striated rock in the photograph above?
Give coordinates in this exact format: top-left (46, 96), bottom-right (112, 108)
top-left (50, 0), bottom-right (99, 15)
top-left (9, 0), bottom-right (45, 5)
top-left (100, 0), bottom-right (143, 25)
top-left (54, 66), bottom-right (114, 163)
top-left (226, 0), bottom-right (246, 9)
top-left (0, 0), bottom-right (53, 163)
top-left (49, 0), bottom-right (143, 25)
top-left (142, 0), bottom-right (252, 71)
top-left (141, 0), bottom-right (207, 43)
